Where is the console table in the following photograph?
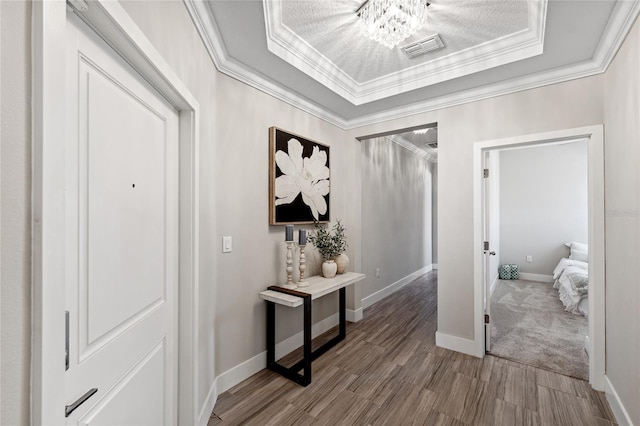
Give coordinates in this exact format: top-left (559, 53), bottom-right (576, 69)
top-left (259, 272), bottom-right (365, 386)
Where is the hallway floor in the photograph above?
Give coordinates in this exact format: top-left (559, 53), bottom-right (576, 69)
top-left (208, 271), bottom-right (616, 425)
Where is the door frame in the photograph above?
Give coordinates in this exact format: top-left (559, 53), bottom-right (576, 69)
top-left (32, 1), bottom-right (202, 424)
top-left (472, 125), bottom-right (605, 391)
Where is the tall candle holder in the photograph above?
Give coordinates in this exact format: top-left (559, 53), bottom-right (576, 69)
top-left (297, 244), bottom-right (308, 287)
top-left (282, 241), bottom-right (297, 289)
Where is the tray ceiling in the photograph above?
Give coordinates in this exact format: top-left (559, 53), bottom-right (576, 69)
top-left (265, 0), bottom-right (545, 104)
top-left (185, 0), bottom-right (639, 128)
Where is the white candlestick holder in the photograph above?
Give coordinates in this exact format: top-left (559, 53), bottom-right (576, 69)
top-left (297, 244), bottom-right (308, 287)
top-left (282, 241), bottom-right (297, 289)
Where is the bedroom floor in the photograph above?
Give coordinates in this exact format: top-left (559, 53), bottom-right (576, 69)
top-left (490, 279), bottom-right (589, 381)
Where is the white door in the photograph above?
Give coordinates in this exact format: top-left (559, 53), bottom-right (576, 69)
top-left (483, 151), bottom-right (492, 353)
top-left (64, 12), bottom-right (179, 424)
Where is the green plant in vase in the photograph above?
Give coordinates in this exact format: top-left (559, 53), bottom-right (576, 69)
top-left (308, 220), bottom-right (349, 278)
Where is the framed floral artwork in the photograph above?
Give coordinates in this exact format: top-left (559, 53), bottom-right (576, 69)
top-left (269, 127), bottom-right (330, 225)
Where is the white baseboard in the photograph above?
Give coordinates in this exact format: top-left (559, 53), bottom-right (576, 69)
top-left (518, 272), bottom-right (554, 283)
top-left (435, 331), bottom-right (482, 357)
top-left (198, 380), bottom-right (218, 426)
top-left (604, 376), bottom-right (634, 426)
top-left (214, 312), bottom-right (341, 394)
top-left (362, 265), bottom-right (433, 309)
top-left (432, 263), bottom-right (438, 270)
top-left (347, 308), bottom-right (363, 322)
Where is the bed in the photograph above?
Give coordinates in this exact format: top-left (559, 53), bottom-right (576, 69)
top-left (552, 242), bottom-right (589, 318)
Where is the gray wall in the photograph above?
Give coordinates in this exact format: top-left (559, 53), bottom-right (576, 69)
top-left (1, 2), bottom-right (31, 424)
top-left (499, 141), bottom-right (588, 276)
top-left (603, 15), bottom-right (640, 425)
top-left (361, 137), bottom-right (433, 299)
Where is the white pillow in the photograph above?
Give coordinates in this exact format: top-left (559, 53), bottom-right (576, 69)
top-left (570, 249), bottom-right (589, 263)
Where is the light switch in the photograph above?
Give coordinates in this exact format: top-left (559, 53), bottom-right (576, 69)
top-left (526, 255), bottom-right (532, 263)
top-left (222, 236), bottom-right (232, 253)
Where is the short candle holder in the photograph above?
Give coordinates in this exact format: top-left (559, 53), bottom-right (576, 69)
top-left (282, 241), bottom-right (297, 289)
top-left (297, 244), bottom-right (308, 287)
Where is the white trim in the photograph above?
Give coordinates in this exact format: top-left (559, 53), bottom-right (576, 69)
top-left (362, 265), bottom-right (433, 309)
top-left (386, 135), bottom-right (437, 163)
top-left (263, 1), bottom-right (546, 105)
top-left (182, 0), bottom-right (639, 130)
top-left (473, 125), bottom-right (606, 391)
top-left (604, 376), bottom-right (635, 426)
top-left (182, 0), bottom-right (346, 129)
top-left (347, 308), bottom-right (363, 323)
top-left (432, 263), bottom-right (438, 270)
top-left (435, 332), bottom-right (480, 357)
top-left (197, 381), bottom-right (218, 426)
top-left (32, 1), bottom-right (203, 423)
top-left (517, 273), bottom-right (554, 283)
top-left (214, 312), bottom-right (342, 394)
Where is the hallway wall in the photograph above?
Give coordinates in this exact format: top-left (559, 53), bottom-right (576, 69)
top-left (361, 137), bottom-right (433, 300)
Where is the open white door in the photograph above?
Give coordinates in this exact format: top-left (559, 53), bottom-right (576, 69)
top-left (482, 151), bottom-right (493, 353)
top-left (63, 12), bottom-right (179, 424)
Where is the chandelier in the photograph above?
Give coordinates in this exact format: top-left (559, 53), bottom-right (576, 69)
top-left (357, 0), bottom-right (429, 49)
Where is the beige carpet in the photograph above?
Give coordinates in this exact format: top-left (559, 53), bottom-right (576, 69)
top-left (490, 279), bottom-right (589, 380)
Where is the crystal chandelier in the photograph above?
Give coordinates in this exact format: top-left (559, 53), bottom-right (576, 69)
top-left (357, 0), bottom-right (429, 49)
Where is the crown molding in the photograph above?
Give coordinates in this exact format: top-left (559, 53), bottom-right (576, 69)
top-left (263, 0), bottom-right (547, 105)
top-left (183, 0), bottom-right (349, 129)
top-left (386, 135), bottom-right (437, 163)
top-left (183, 0), bottom-right (640, 131)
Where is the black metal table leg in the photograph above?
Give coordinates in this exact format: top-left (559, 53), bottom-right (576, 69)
top-left (266, 301), bottom-right (275, 368)
top-left (265, 285), bottom-right (349, 387)
top-left (339, 287), bottom-right (346, 339)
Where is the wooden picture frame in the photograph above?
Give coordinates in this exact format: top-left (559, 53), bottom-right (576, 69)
top-left (269, 127), bottom-right (330, 225)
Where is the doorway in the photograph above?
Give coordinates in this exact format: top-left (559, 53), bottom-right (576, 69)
top-left (472, 126), bottom-right (605, 390)
top-left (485, 140), bottom-right (590, 380)
top-left (358, 124), bottom-right (437, 308)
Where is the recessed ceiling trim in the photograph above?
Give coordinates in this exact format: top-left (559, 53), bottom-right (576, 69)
top-left (263, 0), bottom-right (547, 105)
top-left (184, 0), bottom-right (640, 130)
top-left (386, 135), bottom-right (437, 162)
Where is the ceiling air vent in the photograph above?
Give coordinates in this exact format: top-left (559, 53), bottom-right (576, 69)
top-left (402, 34), bottom-right (444, 59)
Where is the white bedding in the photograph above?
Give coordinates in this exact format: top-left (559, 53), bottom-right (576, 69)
top-left (554, 258), bottom-right (589, 318)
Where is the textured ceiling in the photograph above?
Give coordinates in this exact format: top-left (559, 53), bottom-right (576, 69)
top-left (279, 0), bottom-right (530, 83)
top-left (190, 0), bottom-right (634, 126)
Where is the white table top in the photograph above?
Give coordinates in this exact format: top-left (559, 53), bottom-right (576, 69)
top-left (259, 272), bottom-right (366, 307)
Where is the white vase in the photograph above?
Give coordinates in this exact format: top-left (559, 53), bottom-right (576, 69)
top-left (333, 253), bottom-right (349, 274)
top-left (322, 260), bottom-right (337, 278)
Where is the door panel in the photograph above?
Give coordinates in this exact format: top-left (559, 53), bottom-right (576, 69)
top-left (65, 12), bottom-right (178, 424)
top-left (81, 60), bottom-right (167, 347)
top-left (79, 340), bottom-right (166, 426)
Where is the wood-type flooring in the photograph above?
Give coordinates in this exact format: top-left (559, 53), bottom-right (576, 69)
top-left (208, 271), bottom-right (616, 425)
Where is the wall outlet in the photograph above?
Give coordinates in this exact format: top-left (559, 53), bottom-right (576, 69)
top-left (375, 268), bottom-right (380, 278)
top-left (526, 255), bottom-right (532, 263)
top-left (222, 236), bottom-right (232, 253)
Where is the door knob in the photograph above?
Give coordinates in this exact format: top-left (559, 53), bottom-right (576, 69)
top-left (489, 251), bottom-right (496, 255)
